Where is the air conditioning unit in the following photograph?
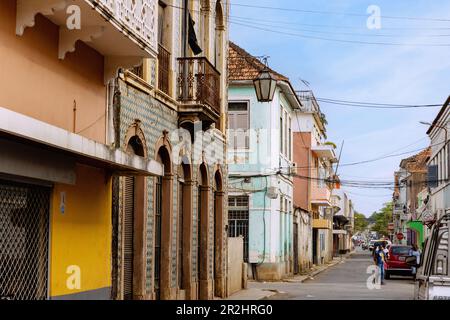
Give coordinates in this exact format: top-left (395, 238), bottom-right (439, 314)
top-left (289, 163), bottom-right (298, 175)
top-left (267, 186), bottom-right (279, 199)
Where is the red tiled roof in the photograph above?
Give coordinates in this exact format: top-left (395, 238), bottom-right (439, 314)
top-left (228, 41), bottom-right (289, 82)
top-left (400, 147), bottom-right (431, 173)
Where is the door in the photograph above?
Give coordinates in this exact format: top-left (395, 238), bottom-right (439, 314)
top-left (0, 179), bottom-right (50, 300)
top-left (293, 222), bottom-right (299, 274)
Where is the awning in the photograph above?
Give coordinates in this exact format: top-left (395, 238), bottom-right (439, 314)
top-left (0, 107), bottom-right (163, 182)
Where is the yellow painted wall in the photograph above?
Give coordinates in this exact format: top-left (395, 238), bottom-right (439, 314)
top-left (49, 164), bottom-right (112, 297)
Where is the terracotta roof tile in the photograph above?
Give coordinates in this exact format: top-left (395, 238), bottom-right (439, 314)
top-left (228, 41), bottom-right (289, 82)
top-left (400, 147), bottom-right (431, 173)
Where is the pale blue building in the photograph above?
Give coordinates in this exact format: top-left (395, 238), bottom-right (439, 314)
top-left (226, 42), bottom-right (302, 280)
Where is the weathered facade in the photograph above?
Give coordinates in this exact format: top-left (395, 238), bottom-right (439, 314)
top-left (0, 0), bottom-right (162, 299)
top-left (227, 42), bottom-right (301, 280)
top-left (293, 91), bottom-right (337, 266)
top-left (112, 0), bottom-right (230, 300)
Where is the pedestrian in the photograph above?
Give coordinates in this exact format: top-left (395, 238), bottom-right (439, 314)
top-left (410, 244), bottom-right (421, 278)
top-left (374, 245), bottom-right (386, 285)
top-left (383, 244), bottom-right (390, 260)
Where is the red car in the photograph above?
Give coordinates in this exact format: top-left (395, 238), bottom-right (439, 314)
top-left (385, 245), bottom-right (413, 279)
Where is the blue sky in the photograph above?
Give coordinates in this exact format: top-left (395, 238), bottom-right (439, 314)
top-left (229, 0), bottom-right (450, 216)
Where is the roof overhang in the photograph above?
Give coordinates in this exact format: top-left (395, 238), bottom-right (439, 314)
top-left (427, 96), bottom-right (450, 135)
top-left (228, 80), bottom-right (303, 109)
top-left (0, 107), bottom-right (163, 177)
top-left (278, 81), bottom-right (303, 109)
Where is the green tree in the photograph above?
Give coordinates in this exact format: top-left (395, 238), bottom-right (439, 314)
top-left (354, 212), bottom-right (368, 232)
top-left (370, 202), bottom-right (393, 237)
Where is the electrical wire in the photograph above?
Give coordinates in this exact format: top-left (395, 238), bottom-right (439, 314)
top-left (227, 14), bottom-right (450, 31)
top-left (228, 2), bottom-right (450, 23)
top-left (229, 16), bottom-right (450, 39)
top-left (230, 21), bottom-right (450, 47)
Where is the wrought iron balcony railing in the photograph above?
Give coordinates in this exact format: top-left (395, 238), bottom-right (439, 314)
top-left (158, 44), bottom-right (171, 96)
top-left (177, 57), bottom-right (221, 116)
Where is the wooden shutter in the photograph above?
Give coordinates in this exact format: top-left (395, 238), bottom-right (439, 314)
top-left (123, 176), bottom-right (135, 300)
top-left (228, 102), bottom-right (249, 149)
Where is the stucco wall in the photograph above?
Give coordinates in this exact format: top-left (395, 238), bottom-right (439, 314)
top-left (0, 0), bottom-right (106, 143)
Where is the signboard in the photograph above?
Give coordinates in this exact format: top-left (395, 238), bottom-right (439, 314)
top-left (396, 233), bottom-right (404, 241)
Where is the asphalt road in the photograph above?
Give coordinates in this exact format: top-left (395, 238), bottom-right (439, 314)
top-left (256, 249), bottom-right (415, 300)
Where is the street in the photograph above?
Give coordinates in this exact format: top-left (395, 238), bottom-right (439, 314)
top-left (251, 249), bottom-right (414, 300)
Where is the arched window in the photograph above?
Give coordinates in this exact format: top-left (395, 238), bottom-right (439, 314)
top-left (213, 168), bottom-right (225, 297)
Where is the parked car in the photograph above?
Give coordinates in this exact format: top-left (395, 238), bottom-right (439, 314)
top-left (385, 245), bottom-right (413, 279)
top-left (413, 213), bottom-right (450, 300)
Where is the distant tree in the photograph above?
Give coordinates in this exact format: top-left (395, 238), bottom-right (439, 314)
top-left (370, 202), bottom-right (393, 237)
top-left (354, 212), bottom-right (368, 232)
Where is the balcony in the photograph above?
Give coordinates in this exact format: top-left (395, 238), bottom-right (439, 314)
top-left (297, 90), bottom-right (325, 133)
top-left (312, 213), bottom-right (332, 229)
top-left (158, 44), bottom-right (171, 96)
top-left (312, 145), bottom-right (336, 161)
top-left (177, 57), bottom-right (221, 126)
top-left (16, 0), bottom-right (158, 83)
top-left (311, 184), bottom-right (331, 207)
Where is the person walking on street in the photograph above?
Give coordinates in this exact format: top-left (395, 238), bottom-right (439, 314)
top-left (374, 245), bottom-right (386, 285)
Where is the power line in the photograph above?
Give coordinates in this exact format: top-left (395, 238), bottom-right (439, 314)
top-left (229, 2), bottom-right (450, 23)
top-left (229, 17), bottom-right (450, 39)
top-left (230, 21), bottom-right (450, 47)
top-left (316, 98), bottom-right (441, 109)
top-left (228, 14), bottom-right (450, 31)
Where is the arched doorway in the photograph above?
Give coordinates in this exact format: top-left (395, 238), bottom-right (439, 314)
top-left (177, 155), bottom-right (193, 298)
top-left (154, 135), bottom-right (173, 300)
top-left (197, 163), bottom-right (209, 299)
top-left (122, 131), bottom-right (147, 300)
top-left (213, 168), bottom-right (225, 297)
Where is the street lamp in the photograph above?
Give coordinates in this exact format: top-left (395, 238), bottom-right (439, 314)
top-left (253, 57), bottom-right (277, 102)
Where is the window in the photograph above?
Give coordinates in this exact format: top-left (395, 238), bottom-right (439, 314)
top-left (228, 196), bottom-right (249, 262)
top-left (228, 102), bottom-right (250, 149)
top-left (284, 110), bottom-right (288, 156)
top-left (288, 117), bottom-right (292, 160)
top-left (280, 106), bottom-right (283, 154)
top-left (158, 1), bottom-right (167, 45)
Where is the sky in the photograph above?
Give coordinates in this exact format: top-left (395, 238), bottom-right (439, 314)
top-left (228, 0), bottom-right (450, 216)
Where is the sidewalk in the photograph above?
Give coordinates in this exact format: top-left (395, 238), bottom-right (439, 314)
top-left (225, 252), bottom-right (353, 300)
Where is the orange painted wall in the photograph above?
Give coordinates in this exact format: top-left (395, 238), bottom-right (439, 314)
top-left (293, 132), bottom-right (311, 211)
top-left (0, 0), bottom-right (106, 143)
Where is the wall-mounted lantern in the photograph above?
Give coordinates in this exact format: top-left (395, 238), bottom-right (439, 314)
top-left (253, 57), bottom-right (277, 102)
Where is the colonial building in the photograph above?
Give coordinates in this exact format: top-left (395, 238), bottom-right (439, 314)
top-left (426, 97), bottom-right (450, 223)
top-left (0, 0), bottom-right (229, 301)
top-left (393, 147), bottom-right (431, 247)
top-left (293, 91), bottom-right (337, 266)
top-left (331, 191), bottom-right (355, 257)
top-left (0, 0), bottom-right (162, 299)
top-left (112, 0), bottom-right (230, 300)
top-left (227, 42), bottom-right (301, 280)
